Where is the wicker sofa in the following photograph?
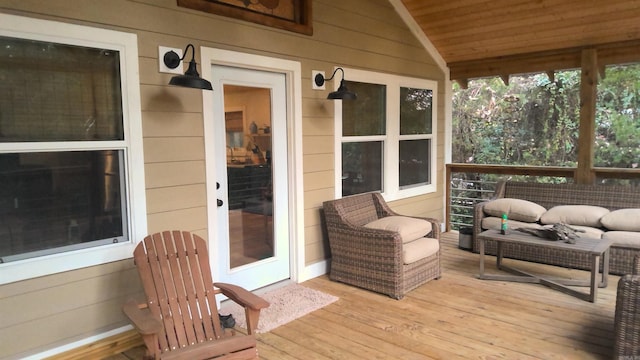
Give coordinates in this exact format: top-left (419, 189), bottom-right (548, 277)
top-left (472, 181), bottom-right (640, 275)
top-left (323, 192), bottom-right (441, 299)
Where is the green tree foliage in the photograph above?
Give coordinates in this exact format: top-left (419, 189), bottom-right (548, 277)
top-left (595, 64), bottom-right (640, 168)
top-left (453, 64), bottom-right (640, 169)
top-left (453, 71), bottom-right (581, 167)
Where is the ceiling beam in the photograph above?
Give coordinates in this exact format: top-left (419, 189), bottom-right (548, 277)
top-left (449, 39), bottom-right (640, 81)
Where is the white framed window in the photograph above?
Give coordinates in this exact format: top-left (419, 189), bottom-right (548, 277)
top-left (334, 68), bottom-right (437, 201)
top-left (0, 14), bottom-right (146, 284)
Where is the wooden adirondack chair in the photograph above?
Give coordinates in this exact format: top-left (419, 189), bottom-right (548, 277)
top-left (123, 230), bottom-right (269, 360)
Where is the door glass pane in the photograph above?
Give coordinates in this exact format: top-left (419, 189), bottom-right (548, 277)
top-left (399, 139), bottom-right (431, 188)
top-left (0, 150), bottom-right (126, 262)
top-left (0, 36), bottom-right (124, 142)
top-left (342, 81), bottom-right (386, 136)
top-left (342, 141), bottom-right (383, 196)
top-left (400, 87), bottom-right (432, 135)
top-left (224, 85), bottom-right (273, 268)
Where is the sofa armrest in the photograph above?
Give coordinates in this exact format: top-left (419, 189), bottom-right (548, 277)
top-left (470, 181), bottom-right (509, 252)
top-left (472, 202), bottom-right (486, 252)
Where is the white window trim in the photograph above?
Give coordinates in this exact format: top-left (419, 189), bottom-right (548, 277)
top-left (334, 68), bottom-right (438, 201)
top-left (0, 14), bottom-right (147, 284)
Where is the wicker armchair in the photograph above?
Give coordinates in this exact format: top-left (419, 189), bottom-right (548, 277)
top-left (613, 255), bottom-right (640, 358)
top-left (322, 192), bottom-right (441, 299)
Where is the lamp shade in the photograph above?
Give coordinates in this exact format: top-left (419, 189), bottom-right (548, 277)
top-left (164, 45), bottom-right (213, 91)
top-left (315, 67), bottom-right (357, 100)
top-left (328, 79), bottom-right (357, 100)
top-left (169, 59), bottom-right (213, 90)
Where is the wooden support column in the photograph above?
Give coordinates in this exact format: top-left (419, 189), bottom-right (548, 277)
top-left (576, 49), bottom-right (598, 184)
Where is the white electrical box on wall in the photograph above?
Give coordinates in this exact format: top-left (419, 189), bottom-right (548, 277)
top-left (312, 70), bottom-right (325, 90)
top-left (158, 46), bottom-right (183, 74)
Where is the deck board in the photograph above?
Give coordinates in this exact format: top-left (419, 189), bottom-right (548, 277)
top-left (117, 232), bottom-right (617, 360)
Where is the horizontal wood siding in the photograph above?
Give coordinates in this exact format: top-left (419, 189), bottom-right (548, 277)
top-left (0, 0), bottom-right (445, 358)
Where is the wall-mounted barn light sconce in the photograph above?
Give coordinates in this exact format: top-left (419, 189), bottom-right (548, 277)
top-left (314, 67), bottom-right (357, 100)
top-left (163, 44), bottom-right (213, 90)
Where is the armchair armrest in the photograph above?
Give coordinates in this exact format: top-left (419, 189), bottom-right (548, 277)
top-left (613, 274), bottom-right (640, 358)
top-left (122, 298), bottom-right (162, 336)
top-left (214, 282), bottom-right (269, 311)
top-left (325, 216), bottom-right (406, 274)
top-left (214, 282), bottom-right (269, 335)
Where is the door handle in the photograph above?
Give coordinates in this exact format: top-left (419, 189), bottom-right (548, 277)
top-left (217, 199), bottom-right (223, 207)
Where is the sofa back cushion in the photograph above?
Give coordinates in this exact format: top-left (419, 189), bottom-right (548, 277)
top-left (540, 205), bottom-right (610, 227)
top-left (483, 198), bottom-right (547, 222)
top-left (601, 209), bottom-right (640, 231)
top-left (500, 181), bottom-right (640, 211)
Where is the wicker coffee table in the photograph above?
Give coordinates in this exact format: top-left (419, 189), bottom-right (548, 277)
top-left (477, 229), bottom-right (613, 302)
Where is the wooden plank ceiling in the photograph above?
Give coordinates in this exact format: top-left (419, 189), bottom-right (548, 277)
top-left (400, 0), bottom-right (640, 82)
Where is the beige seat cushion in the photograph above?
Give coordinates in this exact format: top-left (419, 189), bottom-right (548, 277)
top-left (540, 205), bottom-right (610, 227)
top-left (482, 216), bottom-right (543, 231)
top-left (603, 231), bottom-right (640, 248)
top-left (601, 209), bottom-right (640, 231)
top-left (403, 237), bottom-right (439, 264)
top-left (483, 198), bottom-right (547, 222)
top-left (364, 216), bottom-right (432, 243)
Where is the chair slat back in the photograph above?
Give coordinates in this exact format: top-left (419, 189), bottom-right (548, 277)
top-left (133, 230), bottom-right (224, 355)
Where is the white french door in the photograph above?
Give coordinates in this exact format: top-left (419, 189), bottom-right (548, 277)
top-left (207, 65), bottom-right (290, 290)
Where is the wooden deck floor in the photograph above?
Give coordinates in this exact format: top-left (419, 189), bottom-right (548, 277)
top-left (113, 232), bottom-right (618, 359)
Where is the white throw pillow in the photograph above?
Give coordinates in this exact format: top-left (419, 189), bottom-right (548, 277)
top-left (483, 198), bottom-right (547, 222)
top-left (540, 205), bottom-right (610, 227)
top-left (600, 209), bottom-right (640, 231)
top-left (364, 216), bottom-right (433, 243)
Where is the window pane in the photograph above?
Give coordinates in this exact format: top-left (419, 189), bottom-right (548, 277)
top-left (342, 141), bottom-right (382, 196)
top-left (400, 87), bottom-right (432, 135)
top-left (399, 139), bottom-right (431, 188)
top-left (0, 150), bottom-right (126, 262)
top-left (342, 81), bottom-right (386, 136)
top-left (595, 63), bottom-right (640, 169)
top-left (0, 36), bottom-right (124, 142)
